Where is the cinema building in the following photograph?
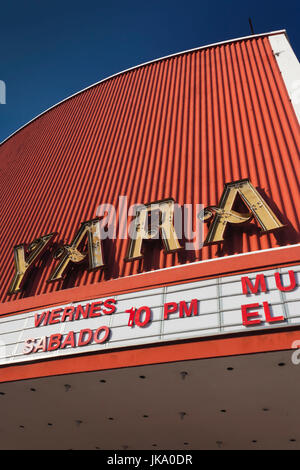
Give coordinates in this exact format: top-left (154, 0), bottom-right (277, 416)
top-left (0, 30), bottom-right (299, 450)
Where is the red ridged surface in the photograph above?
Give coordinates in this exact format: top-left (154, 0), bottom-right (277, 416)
top-left (0, 34), bottom-right (299, 304)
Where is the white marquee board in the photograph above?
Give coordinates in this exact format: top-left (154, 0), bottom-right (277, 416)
top-left (0, 264), bottom-right (299, 366)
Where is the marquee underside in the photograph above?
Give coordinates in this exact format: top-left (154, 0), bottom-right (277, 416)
top-left (0, 349), bottom-right (299, 450)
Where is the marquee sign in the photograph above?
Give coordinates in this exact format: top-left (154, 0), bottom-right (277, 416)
top-left (8, 179), bottom-right (284, 295)
top-left (0, 264), bottom-right (298, 366)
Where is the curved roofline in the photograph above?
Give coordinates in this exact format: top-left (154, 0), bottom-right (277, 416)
top-left (1, 29), bottom-right (287, 146)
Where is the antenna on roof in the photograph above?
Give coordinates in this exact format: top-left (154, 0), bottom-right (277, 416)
top-left (248, 17), bottom-right (255, 35)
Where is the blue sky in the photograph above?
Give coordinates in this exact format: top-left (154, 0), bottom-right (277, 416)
top-left (0, 0), bottom-right (299, 143)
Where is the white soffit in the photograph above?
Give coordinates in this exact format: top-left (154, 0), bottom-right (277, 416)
top-left (269, 33), bottom-right (300, 124)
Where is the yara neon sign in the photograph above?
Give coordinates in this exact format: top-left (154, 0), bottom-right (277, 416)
top-left (8, 179), bottom-right (284, 295)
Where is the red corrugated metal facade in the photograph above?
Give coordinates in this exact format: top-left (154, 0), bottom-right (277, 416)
top-left (0, 32), bottom-right (299, 305)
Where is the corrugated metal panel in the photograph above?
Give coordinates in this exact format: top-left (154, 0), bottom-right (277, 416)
top-left (0, 34), bottom-right (299, 304)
